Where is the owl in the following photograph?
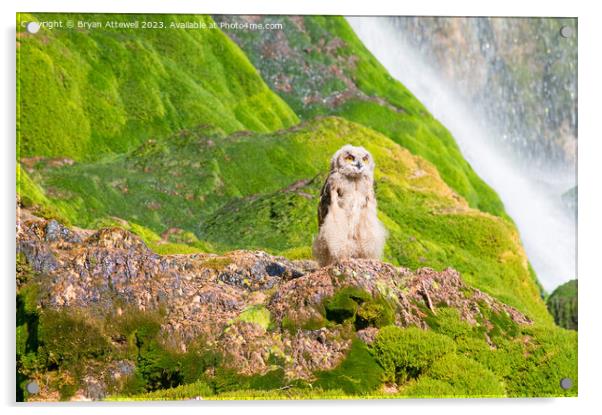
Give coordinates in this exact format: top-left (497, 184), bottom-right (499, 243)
top-left (312, 144), bottom-right (387, 266)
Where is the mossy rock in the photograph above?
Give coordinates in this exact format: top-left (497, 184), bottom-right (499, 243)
top-left (324, 287), bottom-right (371, 323)
top-left (371, 325), bottom-right (456, 383)
top-left (313, 339), bottom-right (384, 395)
top-left (25, 116), bottom-right (550, 324)
top-left (37, 309), bottom-right (112, 381)
top-left (236, 305), bottom-right (272, 331)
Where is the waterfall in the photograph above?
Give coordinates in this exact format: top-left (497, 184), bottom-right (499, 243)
top-left (347, 17), bottom-right (577, 292)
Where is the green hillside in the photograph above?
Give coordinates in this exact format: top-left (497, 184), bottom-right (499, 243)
top-left (21, 116), bottom-right (549, 323)
top-left (547, 280), bottom-right (578, 330)
top-left (215, 15), bottom-right (506, 217)
top-left (17, 13), bottom-right (298, 161)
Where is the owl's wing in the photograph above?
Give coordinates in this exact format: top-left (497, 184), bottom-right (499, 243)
top-left (317, 176), bottom-right (332, 227)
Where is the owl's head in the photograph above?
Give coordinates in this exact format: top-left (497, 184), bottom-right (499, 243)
top-left (330, 144), bottom-right (375, 179)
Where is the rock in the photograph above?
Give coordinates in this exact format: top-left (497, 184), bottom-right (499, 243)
top-left (16, 213), bottom-right (532, 383)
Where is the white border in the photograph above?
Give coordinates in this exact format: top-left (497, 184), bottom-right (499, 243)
top-left (3, 1), bottom-right (601, 414)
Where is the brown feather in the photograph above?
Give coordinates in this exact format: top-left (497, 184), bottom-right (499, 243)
top-left (317, 175), bottom-right (332, 227)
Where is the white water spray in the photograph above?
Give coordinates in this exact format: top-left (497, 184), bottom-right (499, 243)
top-left (347, 17), bottom-right (576, 292)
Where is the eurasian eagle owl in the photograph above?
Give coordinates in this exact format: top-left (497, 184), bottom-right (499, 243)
top-left (312, 144), bottom-right (387, 266)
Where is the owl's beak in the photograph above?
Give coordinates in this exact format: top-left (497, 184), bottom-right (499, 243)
top-left (355, 161), bottom-right (363, 170)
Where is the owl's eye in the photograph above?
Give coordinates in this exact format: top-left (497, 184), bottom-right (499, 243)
top-left (362, 155), bottom-right (369, 162)
top-left (344, 154), bottom-right (355, 163)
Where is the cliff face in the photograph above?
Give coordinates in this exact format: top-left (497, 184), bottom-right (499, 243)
top-left (384, 17), bottom-right (578, 168)
top-left (18, 211), bottom-right (576, 401)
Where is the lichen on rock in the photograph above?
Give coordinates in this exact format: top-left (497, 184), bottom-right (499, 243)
top-left (17, 211), bottom-right (544, 399)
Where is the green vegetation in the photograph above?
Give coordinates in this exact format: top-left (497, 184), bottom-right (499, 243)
top-left (416, 306), bottom-right (577, 397)
top-left (372, 326), bottom-right (456, 383)
top-left (17, 13), bottom-right (298, 161)
top-left (546, 280), bottom-right (578, 330)
top-left (217, 15), bottom-right (506, 217)
top-left (402, 354), bottom-right (505, 397)
top-left (314, 339), bottom-right (384, 395)
top-left (323, 286), bottom-right (394, 329)
top-left (236, 305), bottom-right (272, 331)
top-left (19, 117), bottom-right (550, 324)
top-left (108, 379), bottom-right (213, 401)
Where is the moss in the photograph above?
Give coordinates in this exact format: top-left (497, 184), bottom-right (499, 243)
top-left (206, 367), bottom-right (287, 394)
top-left (236, 305), bottom-right (272, 331)
top-left (324, 287), bottom-right (371, 323)
top-left (546, 279), bottom-right (578, 330)
top-left (281, 314), bottom-right (328, 333)
top-left (402, 354), bottom-right (505, 398)
top-left (423, 307), bottom-right (474, 340)
top-left (371, 326), bottom-right (456, 383)
top-left (108, 379), bottom-right (214, 401)
top-left (421, 354), bottom-right (505, 397)
top-left (356, 298), bottom-right (395, 329)
top-left (38, 310), bottom-right (111, 366)
top-left (314, 339), bottom-right (384, 395)
top-left (217, 15), bottom-right (507, 218)
top-left (476, 301), bottom-right (520, 339)
top-left (201, 257), bottom-right (233, 271)
top-left (399, 377), bottom-right (458, 397)
top-left (17, 164), bottom-right (70, 225)
top-left (504, 325), bottom-right (578, 397)
top-left (17, 13), bottom-right (299, 162)
top-left (322, 286), bottom-right (396, 330)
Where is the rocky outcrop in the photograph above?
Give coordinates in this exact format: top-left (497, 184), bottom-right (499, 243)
top-left (17, 210), bottom-right (532, 395)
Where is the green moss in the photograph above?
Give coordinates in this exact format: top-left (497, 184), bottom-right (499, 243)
top-left (356, 298), bottom-right (395, 329)
top-left (206, 367), bottom-right (287, 394)
top-left (423, 307), bottom-right (474, 340)
top-left (314, 339), bottom-right (384, 394)
top-left (324, 287), bottom-right (371, 323)
top-left (201, 257), bottom-right (233, 271)
top-left (281, 314), bottom-right (328, 333)
top-left (546, 280), bottom-right (578, 330)
top-left (38, 309), bottom-right (111, 369)
top-left (217, 15), bottom-right (506, 218)
top-left (477, 301), bottom-right (520, 339)
top-left (419, 354), bottom-right (505, 397)
top-left (17, 164), bottom-right (70, 225)
top-left (321, 285), bottom-right (395, 329)
top-left (107, 379), bottom-right (214, 401)
top-left (236, 305), bottom-right (272, 331)
top-left (504, 325), bottom-right (578, 397)
top-left (371, 326), bottom-right (456, 383)
top-left (17, 13), bottom-right (299, 162)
